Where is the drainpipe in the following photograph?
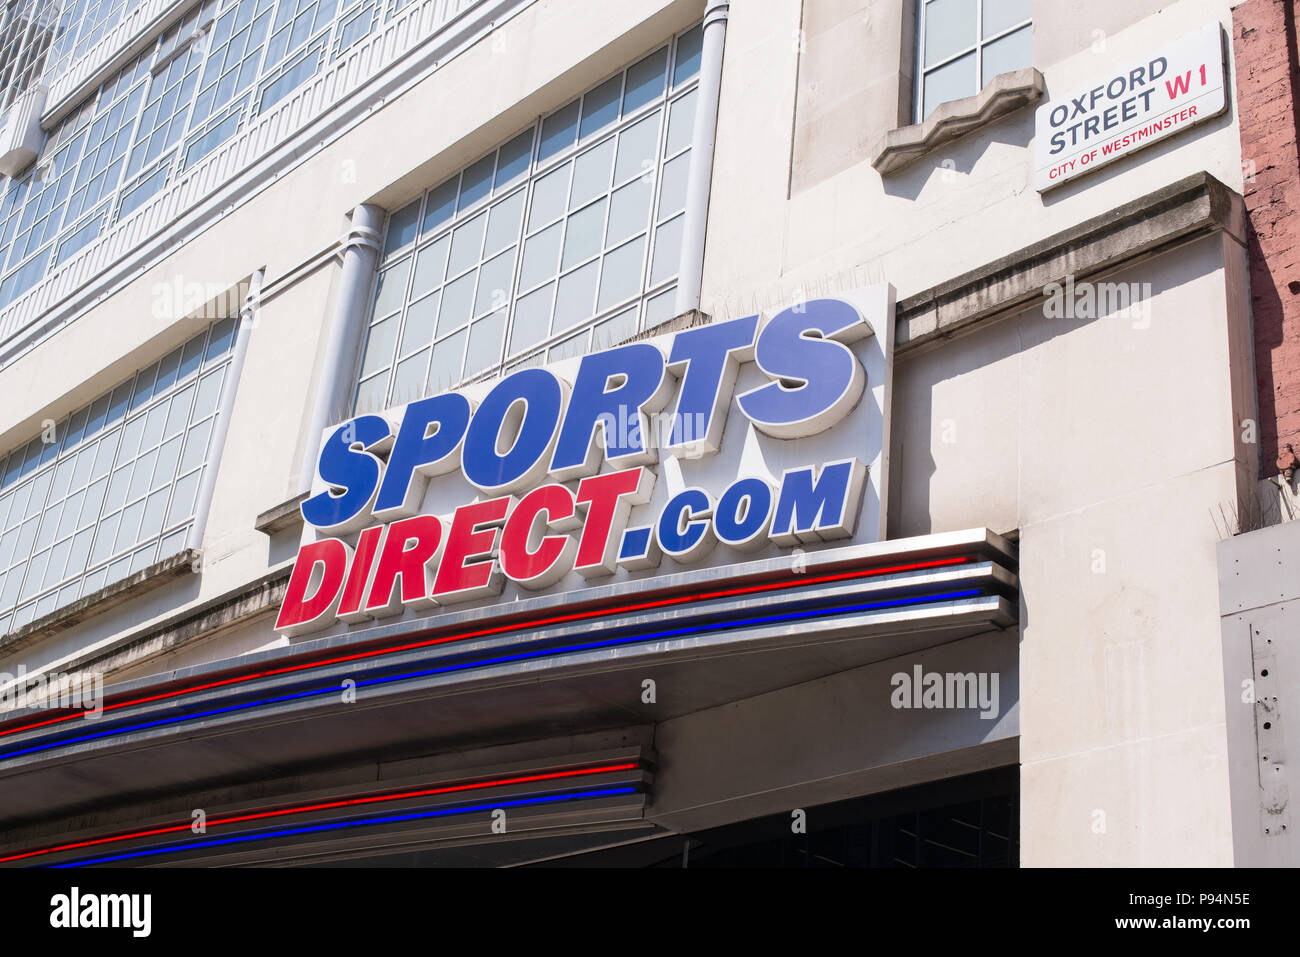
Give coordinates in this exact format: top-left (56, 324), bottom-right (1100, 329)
top-left (186, 267), bottom-right (264, 553)
top-left (674, 0), bottom-right (729, 317)
top-left (297, 203), bottom-right (385, 492)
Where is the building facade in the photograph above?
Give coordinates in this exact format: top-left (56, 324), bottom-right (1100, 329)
top-left (0, 0), bottom-right (1294, 867)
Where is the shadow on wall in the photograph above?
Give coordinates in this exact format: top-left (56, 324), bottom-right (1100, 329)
top-left (879, 107), bottom-right (1035, 202)
top-left (886, 240), bottom-right (1211, 542)
top-left (265, 525), bottom-right (301, 570)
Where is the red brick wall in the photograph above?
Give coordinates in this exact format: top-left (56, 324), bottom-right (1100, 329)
top-left (1233, 0), bottom-right (1300, 474)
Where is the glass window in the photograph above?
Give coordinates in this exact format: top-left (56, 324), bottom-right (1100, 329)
top-left (0, 318), bottom-right (237, 635)
top-left (0, 0), bottom-right (393, 305)
top-left (353, 26), bottom-right (702, 410)
top-left (915, 0), bottom-right (1031, 121)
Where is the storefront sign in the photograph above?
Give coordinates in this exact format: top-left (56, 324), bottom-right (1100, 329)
top-left (276, 288), bottom-right (894, 636)
top-left (1035, 22), bottom-right (1226, 191)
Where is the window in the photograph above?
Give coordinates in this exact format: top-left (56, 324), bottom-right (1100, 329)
top-left (0, 0), bottom-right (60, 111)
top-left (46, 0), bottom-right (134, 86)
top-left (915, 0), bottom-right (1031, 121)
top-left (352, 24), bottom-right (703, 413)
top-left (0, 318), bottom-right (238, 635)
top-left (0, 0), bottom-right (391, 311)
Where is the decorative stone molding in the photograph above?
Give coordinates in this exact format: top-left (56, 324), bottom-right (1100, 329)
top-left (870, 68), bottom-right (1045, 175)
top-left (255, 492), bottom-right (310, 536)
top-left (896, 171), bottom-right (1245, 353)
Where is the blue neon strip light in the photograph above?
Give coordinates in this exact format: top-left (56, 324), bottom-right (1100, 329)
top-left (1, 589), bottom-right (981, 762)
top-left (49, 787), bottom-right (638, 867)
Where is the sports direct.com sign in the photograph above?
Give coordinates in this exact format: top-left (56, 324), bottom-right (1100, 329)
top-left (275, 287), bottom-right (895, 636)
top-left (1034, 22), bottom-right (1227, 191)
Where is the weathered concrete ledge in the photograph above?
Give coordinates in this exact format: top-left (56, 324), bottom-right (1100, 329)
top-left (36, 565), bottom-right (293, 681)
top-left (255, 491), bottom-right (310, 536)
top-left (0, 549), bottom-right (201, 659)
top-left (896, 171), bottom-right (1246, 354)
top-left (871, 68), bottom-right (1045, 175)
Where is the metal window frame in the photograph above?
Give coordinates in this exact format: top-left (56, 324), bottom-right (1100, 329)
top-left (0, 318), bottom-right (238, 632)
top-left (353, 25), bottom-right (703, 413)
top-left (913, 0), bottom-right (1031, 124)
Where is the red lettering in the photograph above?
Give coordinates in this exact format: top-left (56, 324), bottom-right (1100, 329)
top-left (275, 538), bottom-right (350, 636)
top-left (365, 515), bottom-right (444, 617)
top-left (337, 525), bottom-right (384, 623)
top-left (500, 484), bottom-right (578, 589)
top-left (573, 468), bottom-right (654, 578)
top-left (432, 497), bottom-right (510, 602)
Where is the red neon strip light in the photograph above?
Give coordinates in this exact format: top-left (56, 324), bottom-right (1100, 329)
top-left (0, 761), bottom-right (639, 865)
top-left (0, 556), bottom-right (970, 740)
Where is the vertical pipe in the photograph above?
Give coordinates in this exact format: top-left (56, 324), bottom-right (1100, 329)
top-left (297, 202), bottom-right (385, 492)
top-left (674, 0), bottom-right (729, 317)
top-left (186, 267), bottom-right (264, 553)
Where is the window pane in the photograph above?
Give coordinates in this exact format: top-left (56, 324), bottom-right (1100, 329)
top-left (624, 48), bottom-right (668, 114)
top-left (411, 236), bottom-right (449, 298)
top-left (658, 152), bottom-right (689, 219)
top-left (421, 179), bottom-right (459, 236)
top-left (464, 311), bottom-right (507, 377)
top-left (529, 163), bottom-right (571, 230)
top-left (570, 138), bottom-right (615, 210)
top-left (511, 282), bottom-right (554, 353)
top-left (484, 190), bottom-right (525, 255)
top-left (495, 130), bottom-right (533, 188)
top-left (981, 24), bottom-right (1031, 86)
top-left (553, 260), bottom-right (599, 331)
top-left (645, 286), bottom-right (677, 327)
top-left (666, 90), bottom-right (697, 155)
top-left (474, 247), bottom-right (516, 317)
top-left (562, 199), bottom-right (607, 270)
top-left (437, 271), bottom-right (476, 336)
top-left (922, 51), bottom-right (976, 118)
top-left (520, 222), bottom-right (562, 289)
top-left (549, 330), bottom-right (587, 362)
top-left (982, 0), bottom-right (1031, 38)
top-left (401, 291), bottom-right (440, 355)
top-left (428, 329), bottom-right (466, 392)
top-left (359, 316), bottom-right (397, 378)
top-left (538, 100), bottom-right (580, 163)
top-left (673, 25), bottom-right (703, 87)
top-left (598, 236), bottom-right (646, 311)
top-left (615, 111), bottom-right (660, 183)
top-left (384, 200), bottom-right (421, 256)
top-left (447, 212), bottom-right (487, 276)
top-left (607, 177), bottom-right (652, 246)
top-left (373, 259), bottom-right (411, 317)
top-left (580, 76), bottom-right (622, 141)
top-left (354, 373), bottom-right (388, 414)
top-left (925, 0), bottom-right (977, 66)
top-left (593, 306), bottom-right (639, 350)
top-left (651, 213), bottom-right (684, 285)
top-left (390, 348), bottom-right (429, 403)
top-left (458, 155), bottom-right (495, 212)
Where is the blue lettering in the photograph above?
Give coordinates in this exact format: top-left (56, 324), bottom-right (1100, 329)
top-left (301, 415), bottom-right (393, 533)
top-left (462, 369), bottom-right (567, 494)
top-left (737, 299), bottom-right (868, 438)
top-left (373, 392), bottom-right (472, 521)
